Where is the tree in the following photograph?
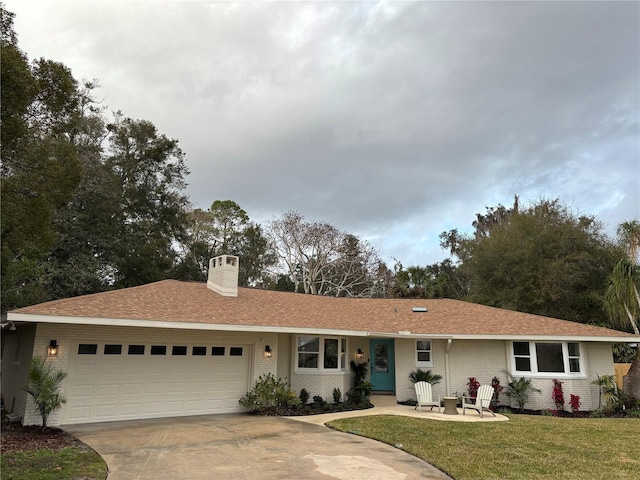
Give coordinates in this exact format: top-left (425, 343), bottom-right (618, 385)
top-left (267, 211), bottom-right (386, 296)
top-left (440, 197), bottom-right (622, 325)
top-left (174, 201), bottom-right (276, 286)
top-left (605, 220), bottom-right (640, 400)
top-left (1, 7), bottom-right (85, 311)
top-left (23, 357), bottom-right (68, 429)
top-left (105, 114), bottom-right (190, 287)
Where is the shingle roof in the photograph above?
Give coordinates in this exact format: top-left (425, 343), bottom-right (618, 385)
top-left (9, 279), bottom-right (637, 340)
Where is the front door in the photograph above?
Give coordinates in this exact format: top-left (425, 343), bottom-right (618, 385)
top-left (369, 339), bottom-right (395, 392)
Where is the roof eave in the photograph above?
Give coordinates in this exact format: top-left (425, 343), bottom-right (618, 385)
top-left (9, 312), bottom-right (637, 343)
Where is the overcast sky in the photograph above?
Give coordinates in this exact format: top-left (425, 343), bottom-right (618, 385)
top-left (9, 1), bottom-right (640, 267)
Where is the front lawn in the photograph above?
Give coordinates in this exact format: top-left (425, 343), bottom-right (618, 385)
top-left (328, 414), bottom-right (640, 480)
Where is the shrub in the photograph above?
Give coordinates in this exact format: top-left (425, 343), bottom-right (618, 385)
top-left (467, 377), bottom-right (480, 398)
top-left (569, 394), bottom-right (581, 413)
top-left (552, 379), bottom-right (565, 411)
top-left (591, 374), bottom-right (618, 409)
top-left (408, 368), bottom-right (442, 385)
top-left (299, 388), bottom-right (310, 405)
top-left (490, 376), bottom-right (504, 409)
top-left (23, 357), bottom-right (68, 429)
top-left (239, 374), bottom-right (300, 412)
top-left (313, 395), bottom-right (326, 406)
top-left (332, 387), bottom-right (342, 404)
top-left (346, 361), bottom-right (372, 406)
top-left (503, 374), bottom-right (541, 411)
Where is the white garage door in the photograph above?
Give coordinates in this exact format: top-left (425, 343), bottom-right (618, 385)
top-left (61, 341), bottom-right (251, 425)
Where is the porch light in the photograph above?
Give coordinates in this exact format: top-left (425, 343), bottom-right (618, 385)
top-left (264, 345), bottom-right (272, 358)
top-left (48, 340), bottom-right (58, 356)
top-left (356, 348), bottom-right (364, 360)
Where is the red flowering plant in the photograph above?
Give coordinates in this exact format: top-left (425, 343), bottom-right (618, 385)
top-left (490, 376), bottom-right (504, 410)
top-left (569, 394), bottom-right (581, 413)
top-left (552, 379), bottom-right (565, 411)
top-left (467, 377), bottom-right (480, 399)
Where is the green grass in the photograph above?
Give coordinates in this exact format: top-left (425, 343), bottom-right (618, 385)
top-left (0, 447), bottom-right (107, 480)
top-left (328, 414), bottom-right (640, 480)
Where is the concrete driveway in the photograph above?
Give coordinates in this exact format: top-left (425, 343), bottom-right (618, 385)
top-left (64, 414), bottom-right (452, 480)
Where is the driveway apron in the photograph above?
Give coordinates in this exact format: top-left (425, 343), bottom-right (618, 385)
top-left (65, 414), bottom-right (452, 480)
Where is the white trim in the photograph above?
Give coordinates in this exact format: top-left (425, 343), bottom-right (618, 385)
top-left (295, 335), bottom-right (349, 373)
top-left (7, 312), bottom-right (637, 343)
top-left (510, 341), bottom-right (587, 379)
top-left (415, 339), bottom-right (433, 367)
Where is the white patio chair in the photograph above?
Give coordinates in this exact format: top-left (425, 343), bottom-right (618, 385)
top-left (414, 381), bottom-right (441, 413)
top-left (462, 384), bottom-right (496, 418)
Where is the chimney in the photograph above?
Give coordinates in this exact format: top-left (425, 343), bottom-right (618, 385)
top-left (207, 255), bottom-right (239, 297)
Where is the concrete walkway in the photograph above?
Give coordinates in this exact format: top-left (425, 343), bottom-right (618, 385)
top-left (288, 394), bottom-right (509, 425)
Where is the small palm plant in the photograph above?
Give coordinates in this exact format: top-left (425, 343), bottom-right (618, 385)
top-left (23, 356), bottom-right (68, 429)
top-left (408, 368), bottom-right (442, 385)
top-left (503, 373), bottom-right (541, 412)
top-left (592, 374), bottom-right (619, 409)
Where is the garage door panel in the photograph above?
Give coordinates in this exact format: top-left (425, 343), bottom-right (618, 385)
top-left (62, 342), bottom-right (251, 424)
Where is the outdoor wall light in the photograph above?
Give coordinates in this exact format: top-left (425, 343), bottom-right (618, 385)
top-left (48, 340), bottom-right (58, 356)
top-left (264, 345), bottom-right (272, 358)
top-left (356, 348), bottom-right (364, 360)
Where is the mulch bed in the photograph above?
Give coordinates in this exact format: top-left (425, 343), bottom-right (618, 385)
top-left (1, 422), bottom-right (85, 454)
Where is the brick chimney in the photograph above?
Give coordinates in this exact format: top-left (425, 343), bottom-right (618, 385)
top-left (207, 255), bottom-right (239, 297)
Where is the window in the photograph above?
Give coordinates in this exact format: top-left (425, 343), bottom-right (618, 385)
top-left (104, 344), bottom-right (122, 355)
top-left (416, 340), bottom-right (432, 366)
top-left (212, 347), bottom-right (225, 356)
top-left (297, 336), bottom-right (319, 368)
top-left (128, 345), bottom-right (145, 355)
top-left (172, 346), bottom-right (187, 356)
top-left (230, 347), bottom-right (243, 356)
top-left (150, 345), bottom-right (167, 355)
top-left (78, 344), bottom-right (98, 355)
top-left (296, 336), bottom-right (348, 371)
top-left (192, 346), bottom-right (207, 356)
top-left (512, 341), bottom-right (583, 376)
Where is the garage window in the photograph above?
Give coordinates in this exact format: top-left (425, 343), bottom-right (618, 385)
top-left (150, 345), bottom-right (167, 355)
top-left (172, 346), bottom-right (187, 356)
top-left (104, 344), bottom-right (122, 355)
top-left (212, 347), bottom-right (225, 356)
top-left (128, 345), bottom-right (145, 355)
top-left (192, 346), bottom-right (207, 356)
top-left (78, 344), bottom-right (98, 355)
top-left (230, 347), bottom-right (243, 356)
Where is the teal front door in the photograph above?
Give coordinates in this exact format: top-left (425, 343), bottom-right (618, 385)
top-left (369, 339), bottom-right (395, 392)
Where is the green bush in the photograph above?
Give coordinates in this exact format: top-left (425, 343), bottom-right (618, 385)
top-left (332, 387), bottom-right (342, 404)
top-left (408, 368), bottom-right (442, 385)
top-left (239, 374), bottom-right (300, 412)
top-left (503, 374), bottom-right (541, 411)
top-left (299, 388), bottom-right (310, 405)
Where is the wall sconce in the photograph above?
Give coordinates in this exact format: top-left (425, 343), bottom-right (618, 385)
top-left (48, 340), bottom-right (58, 356)
top-left (356, 348), bottom-right (364, 361)
top-left (264, 345), bottom-right (272, 358)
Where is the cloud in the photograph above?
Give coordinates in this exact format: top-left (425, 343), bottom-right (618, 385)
top-left (9, 0), bottom-right (639, 266)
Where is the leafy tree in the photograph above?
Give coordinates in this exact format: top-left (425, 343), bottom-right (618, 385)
top-left (174, 201), bottom-right (276, 286)
top-left (393, 259), bottom-right (467, 299)
top-left (1, 8), bottom-right (84, 311)
top-left (105, 114), bottom-right (190, 287)
top-left (23, 357), bottom-right (68, 429)
top-left (605, 220), bottom-right (640, 400)
top-left (440, 197), bottom-right (622, 325)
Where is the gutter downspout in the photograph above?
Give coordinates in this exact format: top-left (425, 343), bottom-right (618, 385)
top-left (445, 338), bottom-right (453, 395)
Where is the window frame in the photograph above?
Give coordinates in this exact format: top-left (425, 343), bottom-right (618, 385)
top-left (511, 341), bottom-right (585, 378)
top-left (295, 335), bottom-right (349, 373)
top-left (415, 339), bottom-right (433, 367)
